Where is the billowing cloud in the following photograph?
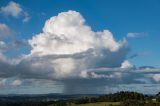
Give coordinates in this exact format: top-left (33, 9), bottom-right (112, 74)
top-left (28, 10), bottom-right (129, 79)
top-left (121, 60), bottom-right (134, 68)
top-left (0, 1), bottom-right (30, 22)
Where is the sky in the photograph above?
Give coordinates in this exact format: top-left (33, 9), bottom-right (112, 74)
top-left (0, 0), bottom-right (160, 94)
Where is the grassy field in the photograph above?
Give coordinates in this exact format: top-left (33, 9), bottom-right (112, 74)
top-left (67, 102), bottom-right (121, 106)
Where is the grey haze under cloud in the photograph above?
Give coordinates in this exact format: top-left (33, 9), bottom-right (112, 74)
top-left (0, 10), bottom-right (160, 94)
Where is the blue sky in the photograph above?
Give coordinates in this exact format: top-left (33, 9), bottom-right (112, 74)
top-left (0, 0), bottom-right (160, 94)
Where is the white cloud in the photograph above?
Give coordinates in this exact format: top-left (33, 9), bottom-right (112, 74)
top-left (1, 1), bottom-right (30, 22)
top-left (29, 11), bottom-right (126, 56)
top-left (152, 74), bottom-right (160, 82)
top-left (11, 79), bottom-right (22, 86)
top-left (0, 1), bottom-right (22, 17)
top-left (121, 60), bottom-right (133, 68)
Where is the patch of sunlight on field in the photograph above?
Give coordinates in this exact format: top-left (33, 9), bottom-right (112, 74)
top-left (69, 102), bottom-right (121, 106)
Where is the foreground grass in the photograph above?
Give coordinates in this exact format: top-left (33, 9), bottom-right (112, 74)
top-left (67, 102), bottom-right (121, 106)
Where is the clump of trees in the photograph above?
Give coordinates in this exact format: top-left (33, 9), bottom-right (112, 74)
top-left (99, 91), bottom-right (145, 102)
top-left (73, 91), bottom-right (145, 104)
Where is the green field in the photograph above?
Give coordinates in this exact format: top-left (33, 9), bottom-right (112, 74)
top-left (68, 102), bottom-right (121, 106)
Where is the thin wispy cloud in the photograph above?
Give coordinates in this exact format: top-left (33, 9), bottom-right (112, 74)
top-left (127, 32), bottom-right (148, 38)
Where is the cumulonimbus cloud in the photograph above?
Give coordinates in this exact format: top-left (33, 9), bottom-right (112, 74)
top-left (28, 10), bottom-right (129, 79)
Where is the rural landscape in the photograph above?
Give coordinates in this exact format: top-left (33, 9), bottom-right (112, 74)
top-left (1, 91), bottom-right (160, 106)
top-left (0, 0), bottom-right (160, 106)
